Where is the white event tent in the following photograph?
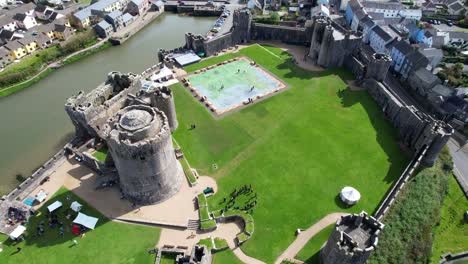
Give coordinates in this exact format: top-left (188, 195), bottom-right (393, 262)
top-left (73, 213), bottom-right (99, 230)
top-left (9, 225), bottom-right (26, 240)
top-left (70, 201), bottom-right (82, 212)
top-left (47, 201), bottom-right (63, 212)
top-left (340, 186), bottom-right (361, 205)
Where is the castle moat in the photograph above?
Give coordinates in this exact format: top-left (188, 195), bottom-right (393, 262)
top-left (0, 14), bottom-right (216, 195)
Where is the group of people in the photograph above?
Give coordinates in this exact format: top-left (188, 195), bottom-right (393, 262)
top-left (221, 185), bottom-right (258, 214)
top-left (34, 213), bottom-right (65, 238)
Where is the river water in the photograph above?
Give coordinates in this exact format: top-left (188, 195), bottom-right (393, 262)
top-left (0, 14), bottom-right (215, 195)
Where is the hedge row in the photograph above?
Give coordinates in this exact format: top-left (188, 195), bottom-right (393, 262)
top-left (368, 148), bottom-right (453, 263)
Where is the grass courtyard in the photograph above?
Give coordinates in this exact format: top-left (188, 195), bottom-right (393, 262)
top-left (173, 44), bottom-right (408, 263)
top-left (431, 175), bottom-right (468, 263)
top-left (0, 188), bottom-right (160, 264)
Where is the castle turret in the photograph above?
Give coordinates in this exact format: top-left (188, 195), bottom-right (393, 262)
top-left (232, 8), bottom-right (252, 44)
top-left (320, 211), bottom-right (384, 264)
top-left (151, 86), bottom-right (178, 132)
top-left (422, 122), bottom-right (453, 166)
top-left (309, 16), bottom-right (327, 62)
top-left (365, 53), bottom-right (392, 82)
top-left (105, 105), bottom-right (183, 205)
top-left (317, 25), bottom-right (333, 67)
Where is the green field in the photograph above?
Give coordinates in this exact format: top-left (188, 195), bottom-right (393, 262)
top-left (92, 147), bottom-right (108, 162)
top-left (213, 249), bottom-right (244, 264)
top-left (173, 44), bottom-right (407, 263)
top-left (295, 225), bottom-right (334, 263)
top-left (431, 175), bottom-right (468, 263)
top-left (0, 188), bottom-right (160, 264)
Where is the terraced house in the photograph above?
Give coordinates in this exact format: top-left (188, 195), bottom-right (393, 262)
top-left (4, 40), bottom-right (27, 59)
top-left (71, 0), bottom-right (130, 28)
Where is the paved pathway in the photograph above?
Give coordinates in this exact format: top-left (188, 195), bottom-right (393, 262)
top-left (274, 212), bottom-right (347, 264)
top-left (233, 247), bottom-right (266, 264)
top-left (447, 138), bottom-right (468, 196)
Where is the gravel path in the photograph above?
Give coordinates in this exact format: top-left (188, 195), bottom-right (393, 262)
top-left (274, 212), bottom-right (347, 264)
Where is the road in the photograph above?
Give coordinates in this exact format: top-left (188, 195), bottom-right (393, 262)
top-left (447, 138), bottom-right (468, 196)
top-left (433, 23), bottom-right (468, 33)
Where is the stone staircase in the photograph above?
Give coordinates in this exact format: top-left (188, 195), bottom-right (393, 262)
top-left (187, 219), bottom-right (200, 230)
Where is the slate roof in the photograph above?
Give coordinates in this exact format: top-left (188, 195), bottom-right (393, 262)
top-left (449, 31), bottom-right (468, 41)
top-left (362, 1), bottom-right (405, 10)
top-left (449, 2), bottom-right (464, 12)
top-left (367, 12), bottom-right (384, 21)
top-left (122, 13), bottom-right (134, 23)
top-left (0, 46), bottom-right (10, 57)
top-left (96, 20), bottom-right (112, 29)
top-left (4, 40), bottom-right (24, 51)
top-left (13, 13), bottom-right (27, 22)
top-left (106, 10), bottom-right (123, 20)
top-left (393, 40), bottom-right (413, 55)
top-left (10, 3), bottom-right (35, 14)
top-left (0, 29), bottom-right (14, 40)
top-left (406, 50), bottom-right (429, 66)
top-left (54, 24), bottom-right (70, 32)
top-left (372, 25), bottom-right (392, 42)
top-left (17, 35), bottom-right (35, 45)
top-left (0, 16), bottom-right (15, 26)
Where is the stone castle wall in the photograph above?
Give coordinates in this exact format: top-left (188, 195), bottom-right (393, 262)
top-left (250, 23), bottom-right (309, 45)
top-left (363, 79), bottom-right (453, 166)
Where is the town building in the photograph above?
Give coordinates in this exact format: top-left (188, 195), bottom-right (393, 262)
top-left (362, 1), bottom-right (422, 20)
top-left (0, 46), bottom-right (12, 67)
top-left (419, 47), bottom-right (443, 71)
top-left (4, 40), bottom-right (27, 59)
top-left (369, 25), bottom-right (396, 54)
top-left (71, 0), bottom-right (130, 28)
top-left (121, 13), bottom-right (135, 27)
top-left (95, 20), bottom-right (113, 38)
top-left (17, 36), bottom-right (39, 54)
top-left (13, 13), bottom-right (38, 30)
top-left (53, 24), bottom-right (74, 40)
top-left (127, 0), bottom-right (149, 16)
top-left (390, 40), bottom-right (429, 79)
top-left (105, 10), bottom-right (124, 31)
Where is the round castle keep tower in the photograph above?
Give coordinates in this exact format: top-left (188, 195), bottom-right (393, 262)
top-left (106, 105), bottom-right (183, 205)
top-left (320, 211), bottom-right (384, 264)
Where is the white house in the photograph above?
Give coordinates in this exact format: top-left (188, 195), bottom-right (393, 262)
top-left (362, 1), bottom-right (422, 20)
top-left (13, 13), bottom-right (38, 30)
top-left (369, 25), bottom-right (396, 54)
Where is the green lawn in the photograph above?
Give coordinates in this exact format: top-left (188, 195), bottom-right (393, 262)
top-left (431, 175), bottom-right (468, 263)
top-left (295, 224), bottom-right (334, 263)
top-left (172, 45), bottom-right (407, 263)
top-left (92, 147), bottom-right (108, 162)
top-left (160, 252), bottom-right (179, 264)
top-left (0, 187), bottom-right (160, 264)
top-left (212, 249), bottom-right (244, 264)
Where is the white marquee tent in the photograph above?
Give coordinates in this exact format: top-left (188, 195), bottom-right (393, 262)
top-left (47, 201), bottom-right (63, 212)
top-left (73, 213), bottom-right (99, 230)
top-left (9, 225), bottom-right (26, 240)
top-left (35, 190), bottom-right (47, 203)
top-left (340, 186), bottom-right (361, 205)
top-left (70, 201), bottom-right (82, 212)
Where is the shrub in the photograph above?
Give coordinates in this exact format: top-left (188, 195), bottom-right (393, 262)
top-left (368, 152), bottom-right (452, 263)
top-left (214, 238), bottom-right (228, 249)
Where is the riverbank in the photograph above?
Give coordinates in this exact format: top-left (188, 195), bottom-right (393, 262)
top-left (0, 40), bottom-right (112, 97)
top-left (110, 10), bottom-right (163, 45)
